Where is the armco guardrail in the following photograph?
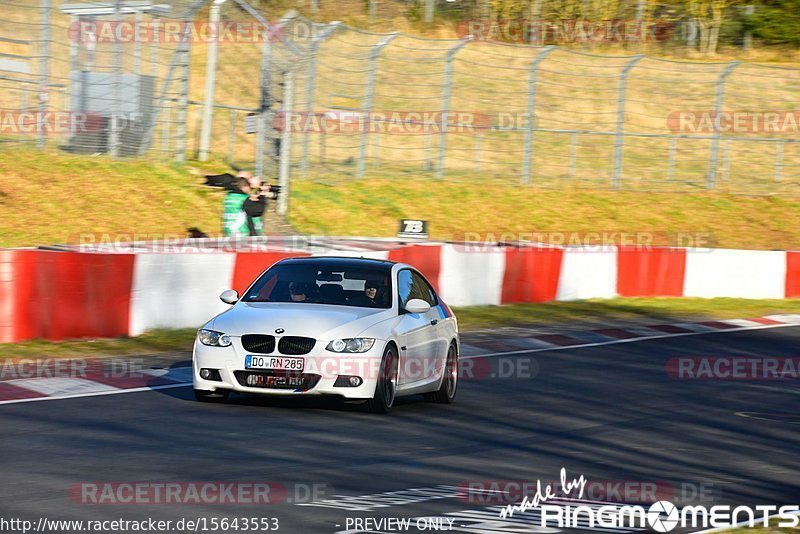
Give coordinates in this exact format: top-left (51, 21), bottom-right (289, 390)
top-left (1, 240), bottom-right (798, 343)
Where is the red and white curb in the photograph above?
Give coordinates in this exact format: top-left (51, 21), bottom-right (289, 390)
top-left (1, 315), bottom-right (800, 405)
top-left (0, 367), bottom-right (193, 405)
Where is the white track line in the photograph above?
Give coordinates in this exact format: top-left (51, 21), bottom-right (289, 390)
top-left (461, 322), bottom-right (799, 360)
top-left (1, 321), bottom-right (799, 406)
top-left (0, 382), bottom-right (191, 406)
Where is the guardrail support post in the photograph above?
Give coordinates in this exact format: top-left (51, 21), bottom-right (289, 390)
top-left (522, 46), bottom-right (554, 185)
top-left (437, 37), bottom-right (470, 179)
top-left (612, 54), bottom-right (643, 189)
top-left (706, 61), bottom-right (740, 189)
top-left (301, 22), bottom-right (341, 174)
top-left (357, 33), bottom-right (397, 179)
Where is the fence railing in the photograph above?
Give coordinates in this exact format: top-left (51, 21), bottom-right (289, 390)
top-left (1, 2), bottom-right (799, 196)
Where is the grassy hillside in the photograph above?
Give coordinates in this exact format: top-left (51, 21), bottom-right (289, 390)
top-left (3, 146), bottom-right (800, 250)
top-left (0, 147), bottom-right (224, 246)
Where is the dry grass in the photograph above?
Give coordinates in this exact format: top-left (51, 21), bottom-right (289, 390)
top-left (0, 146), bottom-right (225, 246)
top-left (3, 146), bottom-right (800, 249)
top-left (290, 169), bottom-right (800, 250)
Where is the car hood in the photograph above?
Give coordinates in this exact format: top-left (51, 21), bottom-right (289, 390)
top-left (209, 302), bottom-right (391, 339)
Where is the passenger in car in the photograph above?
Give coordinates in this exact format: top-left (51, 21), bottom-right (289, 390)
top-left (351, 282), bottom-right (383, 307)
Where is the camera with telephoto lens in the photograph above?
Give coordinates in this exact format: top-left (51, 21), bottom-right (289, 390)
top-left (261, 183), bottom-right (282, 199)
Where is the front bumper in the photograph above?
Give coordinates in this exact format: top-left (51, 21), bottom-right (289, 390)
top-left (192, 338), bottom-right (384, 399)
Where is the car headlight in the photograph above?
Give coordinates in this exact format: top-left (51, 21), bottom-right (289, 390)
top-left (198, 329), bottom-right (232, 347)
top-left (326, 338), bottom-right (376, 353)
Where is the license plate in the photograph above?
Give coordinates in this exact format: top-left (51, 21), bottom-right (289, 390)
top-left (245, 355), bottom-right (304, 372)
top-left (244, 374), bottom-right (305, 388)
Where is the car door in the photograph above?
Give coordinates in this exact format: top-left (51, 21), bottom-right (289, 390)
top-left (411, 271), bottom-right (448, 381)
top-left (394, 269), bottom-right (439, 387)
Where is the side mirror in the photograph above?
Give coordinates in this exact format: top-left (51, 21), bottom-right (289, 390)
top-left (404, 298), bottom-right (431, 314)
top-left (219, 289), bottom-right (239, 305)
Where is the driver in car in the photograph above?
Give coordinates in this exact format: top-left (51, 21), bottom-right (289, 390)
top-left (289, 282), bottom-right (316, 302)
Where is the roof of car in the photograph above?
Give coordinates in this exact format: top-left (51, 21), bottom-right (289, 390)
top-left (278, 256), bottom-right (398, 267)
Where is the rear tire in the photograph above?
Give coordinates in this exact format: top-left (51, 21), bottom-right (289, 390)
top-left (425, 343), bottom-right (458, 404)
top-left (366, 346), bottom-right (399, 414)
top-left (194, 389), bottom-right (229, 403)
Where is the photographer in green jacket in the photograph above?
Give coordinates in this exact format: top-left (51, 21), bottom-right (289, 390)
top-left (222, 172), bottom-right (269, 237)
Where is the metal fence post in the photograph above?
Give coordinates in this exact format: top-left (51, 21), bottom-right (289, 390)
top-left (706, 61), bottom-right (740, 189)
top-left (174, 25), bottom-right (191, 162)
top-left (277, 70), bottom-right (294, 216)
top-left (569, 132), bottom-right (578, 178)
top-left (109, 0), bottom-right (123, 158)
top-left (301, 22), bottom-right (340, 174)
top-left (162, 104), bottom-right (171, 154)
top-left (198, 0), bottom-right (222, 162)
top-left (437, 37), bottom-right (470, 179)
top-left (193, 105), bottom-right (203, 159)
top-left (612, 55), bottom-right (644, 189)
top-left (37, 0), bottom-right (51, 149)
top-left (85, 16), bottom-right (96, 70)
top-left (425, 0), bottom-right (435, 22)
top-left (133, 9), bottom-right (143, 75)
top-left (255, 28), bottom-right (272, 178)
top-left (68, 14), bottom-right (79, 140)
top-left (522, 46), bottom-right (554, 185)
top-left (151, 18), bottom-right (160, 77)
top-left (357, 33), bottom-right (397, 179)
top-left (368, 0), bottom-right (377, 25)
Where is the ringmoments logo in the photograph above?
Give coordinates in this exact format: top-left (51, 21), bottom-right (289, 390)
top-left (498, 469), bottom-right (800, 531)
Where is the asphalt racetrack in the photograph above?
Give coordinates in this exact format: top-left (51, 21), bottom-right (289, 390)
top-left (1, 326), bottom-right (799, 534)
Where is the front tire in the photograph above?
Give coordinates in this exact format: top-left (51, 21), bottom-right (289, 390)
top-left (194, 389), bottom-right (229, 403)
top-left (425, 343), bottom-right (458, 404)
top-left (366, 346), bottom-right (399, 414)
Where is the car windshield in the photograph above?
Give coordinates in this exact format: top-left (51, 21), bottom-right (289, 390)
top-left (242, 260), bottom-right (392, 309)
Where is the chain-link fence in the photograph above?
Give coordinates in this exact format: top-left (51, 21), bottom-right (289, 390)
top-left (283, 14), bottom-right (800, 194)
top-left (1, 1), bottom-right (800, 196)
top-left (0, 0), bottom-right (299, 182)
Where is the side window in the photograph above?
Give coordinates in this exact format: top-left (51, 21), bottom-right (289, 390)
top-left (411, 271), bottom-right (437, 306)
top-left (397, 269), bottom-right (414, 309)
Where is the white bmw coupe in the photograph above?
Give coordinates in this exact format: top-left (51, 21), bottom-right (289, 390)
top-left (193, 256), bottom-right (459, 413)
